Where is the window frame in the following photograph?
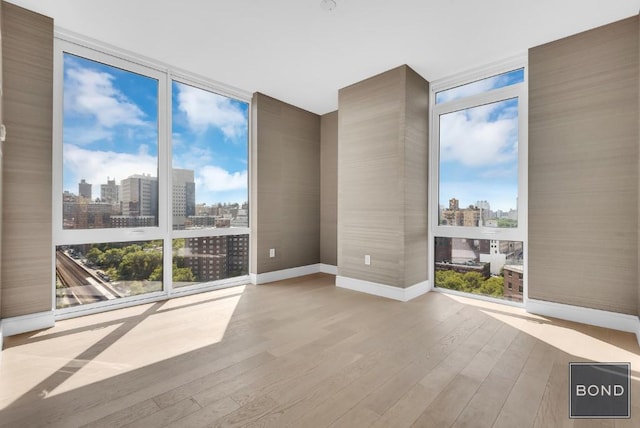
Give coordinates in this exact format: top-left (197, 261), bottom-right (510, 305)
top-left (52, 32), bottom-right (252, 319)
top-left (428, 55), bottom-right (528, 307)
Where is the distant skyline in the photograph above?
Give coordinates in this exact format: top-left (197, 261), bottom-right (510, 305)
top-left (62, 53), bottom-right (249, 205)
top-left (438, 70), bottom-right (522, 213)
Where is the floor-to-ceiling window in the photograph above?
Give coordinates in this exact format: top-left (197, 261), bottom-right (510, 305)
top-left (53, 37), bottom-right (250, 316)
top-left (430, 59), bottom-right (527, 304)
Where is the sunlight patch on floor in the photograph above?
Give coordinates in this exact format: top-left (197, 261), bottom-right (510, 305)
top-left (442, 293), bottom-right (640, 368)
top-left (0, 286), bottom-right (245, 404)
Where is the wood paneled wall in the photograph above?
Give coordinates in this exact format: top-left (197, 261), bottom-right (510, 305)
top-left (0, 2), bottom-right (3, 320)
top-left (320, 111), bottom-right (338, 266)
top-left (338, 65), bottom-right (428, 288)
top-left (529, 16), bottom-right (639, 315)
top-left (403, 69), bottom-right (429, 286)
top-left (1, 2), bottom-right (53, 317)
top-left (250, 93), bottom-right (321, 275)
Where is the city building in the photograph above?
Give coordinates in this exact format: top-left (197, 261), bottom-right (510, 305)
top-left (172, 168), bottom-right (196, 229)
top-left (434, 260), bottom-right (490, 278)
top-left (503, 265), bottom-right (524, 302)
top-left (100, 177), bottom-right (119, 204)
top-left (68, 201), bottom-right (117, 229)
top-left (78, 179), bottom-right (91, 200)
top-left (440, 200), bottom-right (482, 227)
top-left (109, 215), bottom-right (156, 228)
top-left (120, 174), bottom-right (158, 219)
top-left (434, 236), bottom-right (452, 263)
top-left (183, 235), bottom-right (249, 282)
top-left (230, 208), bottom-right (249, 227)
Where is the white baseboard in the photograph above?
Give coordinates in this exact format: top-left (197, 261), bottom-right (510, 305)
top-left (527, 299), bottom-right (640, 345)
top-left (251, 263), bottom-right (336, 285)
top-left (319, 264), bottom-right (338, 275)
top-left (335, 276), bottom-right (429, 302)
top-left (2, 311), bottom-right (55, 337)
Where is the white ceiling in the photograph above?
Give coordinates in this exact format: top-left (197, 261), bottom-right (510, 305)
top-left (7, 0), bottom-right (640, 114)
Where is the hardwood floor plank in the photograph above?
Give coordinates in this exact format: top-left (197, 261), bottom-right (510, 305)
top-left (360, 314), bottom-right (503, 418)
top-left (122, 397), bottom-right (201, 428)
top-left (79, 398), bottom-right (160, 428)
top-left (531, 354), bottom-right (574, 428)
top-left (491, 341), bottom-right (556, 428)
top-left (411, 374), bottom-right (483, 428)
top-left (370, 382), bottom-right (434, 428)
top-left (152, 351), bottom-right (276, 409)
top-left (329, 406), bottom-right (380, 428)
top-left (204, 395), bottom-right (279, 428)
top-left (64, 341), bottom-right (271, 426)
top-left (165, 397), bottom-right (240, 428)
top-left (1, 274), bottom-right (638, 427)
top-left (450, 373), bottom-right (513, 428)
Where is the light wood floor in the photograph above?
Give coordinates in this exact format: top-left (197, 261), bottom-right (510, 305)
top-left (1, 273), bottom-right (639, 427)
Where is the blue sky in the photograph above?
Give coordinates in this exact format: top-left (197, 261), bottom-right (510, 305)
top-left (63, 53), bottom-right (249, 205)
top-left (439, 88), bottom-right (520, 213)
top-left (436, 68), bottom-right (524, 104)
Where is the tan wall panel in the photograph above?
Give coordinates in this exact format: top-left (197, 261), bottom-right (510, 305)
top-left (0, 3), bottom-right (3, 318)
top-left (402, 68), bottom-right (429, 286)
top-left (251, 93), bottom-right (320, 274)
top-left (529, 16), bottom-right (639, 315)
top-left (320, 111), bottom-right (338, 266)
top-left (338, 67), bottom-right (405, 286)
top-left (1, 2), bottom-right (53, 317)
top-left (338, 65), bottom-right (429, 288)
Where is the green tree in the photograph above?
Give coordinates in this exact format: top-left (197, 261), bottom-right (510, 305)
top-left (480, 276), bottom-right (504, 297)
top-left (118, 250), bottom-right (162, 280)
top-left (435, 270), bottom-right (465, 291)
top-left (85, 247), bottom-right (103, 265)
top-left (149, 265), bottom-right (163, 281)
top-left (99, 248), bottom-right (124, 269)
top-left (497, 218), bottom-right (517, 228)
top-left (123, 244), bottom-right (143, 255)
top-left (172, 238), bottom-right (185, 251)
top-left (172, 265), bottom-right (195, 282)
top-left (463, 272), bottom-right (484, 291)
top-left (105, 267), bottom-right (119, 281)
top-left (174, 256), bottom-right (186, 268)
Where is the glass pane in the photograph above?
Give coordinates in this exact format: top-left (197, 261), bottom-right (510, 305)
top-left (62, 53), bottom-right (159, 229)
top-left (434, 237), bottom-right (523, 302)
top-left (171, 81), bottom-right (249, 230)
top-left (439, 98), bottom-right (518, 228)
top-left (435, 68), bottom-right (524, 104)
top-left (56, 240), bottom-right (163, 309)
top-left (172, 235), bottom-right (249, 288)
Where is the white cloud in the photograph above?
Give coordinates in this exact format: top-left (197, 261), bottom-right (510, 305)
top-left (65, 64), bottom-right (149, 128)
top-left (63, 58), bottom-right (155, 148)
top-left (64, 144), bottom-right (157, 192)
top-left (440, 102), bottom-right (518, 167)
top-left (64, 125), bottom-right (113, 146)
top-left (437, 75), bottom-right (502, 103)
top-left (176, 83), bottom-right (247, 139)
top-left (173, 146), bottom-right (213, 170)
top-left (479, 165), bottom-right (518, 179)
top-left (436, 71), bottom-right (521, 104)
top-left (197, 166), bottom-right (247, 192)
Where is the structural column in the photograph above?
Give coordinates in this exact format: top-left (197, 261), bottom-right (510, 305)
top-left (337, 65), bottom-right (429, 298)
